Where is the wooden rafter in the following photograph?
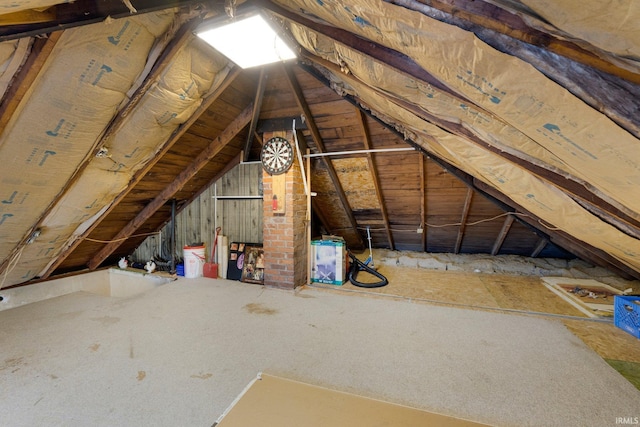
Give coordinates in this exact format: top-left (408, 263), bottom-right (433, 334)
top-left (302, 54), bottom-right (639, 279)
top-left (0, 0), bottom-right (218, 42)
top-left (454, 187), bottom-right (474, 254)
top-left (144, 151), bottom-right (245, 237)
top-left (531, 237), bottom-right (548, 258)
top-left (42, 67), bottom-right (243, 278)
top-left (287, 7), bottom-right (640, 229)
top-left (283, 63), bottom-right (364, 248)
top-left (87, 103), bottom-right (253, 270)
top-left (263, 0), bottom-right (455, 96)
top-left (419, 154), bottom-right (427, 252)
top-left (392, 0), bottom-right (640, 85)
top-left (244, 68), bottom-right (268, 161)
top-left (99, 18), bottom-right (205, 145)
top-left (21, 18), bottom-right (208, 277)
top-left (491, 213), bottom-right (515, 255)
top-left (0, 32), bottom-right (61, 138)
top-left (473, 179), bottom-right (640, 280)
top-left (304, 58), bottom-right (639, 278)
top-left (356, 109), bottom-right (394, 250)
top-left (0, 35), bottom-right (63, 275)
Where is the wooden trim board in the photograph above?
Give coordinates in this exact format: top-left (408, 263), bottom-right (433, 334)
top-left (542, 277), bottom-right (623, 317)
top-left (215, 373), bottom-right (489, 427)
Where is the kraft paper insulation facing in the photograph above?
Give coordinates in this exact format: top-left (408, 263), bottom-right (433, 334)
top-left (282, 0), bottom-right (640, 220)
top-left (0, 13), bottom-right (233, 286)
top-left (519, 0), bottom-right (640, 61)
top-left (290, 24), bottom-right (638, 222)
top-left (282, 1), bottom-right (640, 263)
top-left (0, 12), bottom-right (175, 269)
top-left (0, 1), bottom-right (72, 15)
top-left (0, 39), bottom-right (31, 98)
top-left (332, 74), bottom-right (640, 272)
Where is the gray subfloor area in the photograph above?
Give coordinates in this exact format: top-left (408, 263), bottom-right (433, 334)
top-left (1, 277), bottom-right (639, 426)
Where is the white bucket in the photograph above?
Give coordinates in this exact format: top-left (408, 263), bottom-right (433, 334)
top-left (183, 245), bottom-right (206, 278)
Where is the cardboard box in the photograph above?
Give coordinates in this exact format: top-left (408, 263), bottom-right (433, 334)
top-left (310, 238), bottom-right (346, 285)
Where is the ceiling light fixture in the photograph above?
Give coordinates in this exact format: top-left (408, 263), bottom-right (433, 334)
top-left (195, 7), bottom-right (297, 69)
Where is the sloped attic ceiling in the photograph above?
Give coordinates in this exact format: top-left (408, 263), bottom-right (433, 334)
top-left (0, 0), bottom-right (639, 288)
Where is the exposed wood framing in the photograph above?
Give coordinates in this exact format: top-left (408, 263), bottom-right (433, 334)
top-left (258, 116), bottom-right (307, 133)
top-left (100, 17), bottom-right (204, 144)
top-left (491, 213), bottom-right (515, 255)
top-left (88, 103), bottom-right (254, 270)
top-left (18, 18), bottom-right (206, 277)
top-left (262, 0), bottom-right (459, 98)
top-left (292, 37), bottom-right (637, 278)
top-left (386, 0), bottom-right (640, 137)
top-left (283, 63), bottom-right (364, 248)
top-left (0, 34), bottom-right (63, 275)
top-left (356, 109), bottom-right (394, 249)
top-left (454, 187), bottom-right (473, 254)
top-left (291, 9), bottom-right (640, 228)
top-left (41, 67), bottom-right (243, 278)
top-left (0, 33), bottom-right (61, 132)
top-left (473, 179), bottom-right (640, 280)
top-left (303, 60), bottom-right (639, 279)
top-left (143, 151), bottom-right (245, 238)
top-left (0, 0), bottom-right (217, 42)
top-left (419, 154), bottom-right (427, 252)
top-left (388, 0), bottom-right (640, 85)
top-left (175, 152), bottom-right (243, 218)
top-left (244, 68), bottom-right (268, 161)
top-left (531, 237), bottom-right (548, 258)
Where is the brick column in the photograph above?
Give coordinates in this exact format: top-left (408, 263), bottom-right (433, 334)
top-left (262, 131), bottom-right (307, 289)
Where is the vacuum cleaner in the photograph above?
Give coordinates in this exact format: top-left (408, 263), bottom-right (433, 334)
top-left (347, 226), bottom-right (388, 288)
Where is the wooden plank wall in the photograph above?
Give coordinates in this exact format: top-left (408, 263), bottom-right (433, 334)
top-left (132, 163), bottom-right (263, 262)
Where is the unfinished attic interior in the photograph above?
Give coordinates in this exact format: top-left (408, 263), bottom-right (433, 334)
top-left (1, 0), bottom-right (640, 425)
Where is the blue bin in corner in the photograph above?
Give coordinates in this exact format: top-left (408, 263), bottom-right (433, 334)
top-left (614, 295), bottom-right (640, 339)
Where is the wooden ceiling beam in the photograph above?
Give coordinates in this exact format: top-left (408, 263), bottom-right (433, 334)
top-left (0, 0), bottom-right (217, 42)
top-left (42, 67), bottom-right (243, 278)
top-left (261, 0), bottom-right (458, 99)
top-left (298, 41), bottom-right (640, 231)
top-left (244, 68), bottom-right (268, 161)
top-left (283, 63), bottom-right (364, 248)
top-left (286, 6), bottom-right (640, 228)
top-left (474, 179), bottom-right (640, 280)
top-left (388, 0), bottom-right (640, 85)
top-left (130, 151), bottom-right (245, 241)
top-left (491, 213), bottom-right (515, 256)
top-left (294, 57), bottom-right (640, 279)
top-left (454, 187), bottom-right (473, 254)
top-left (531, 237), bottom-right (548, 258)
top-left (356, 109), bottom-right (394, 250)
top-left (87, 102), bottom-right (253, 270)
top-left (419, 153), bottom-right (427, 252)
top-left (386, 0), bottom-right (640, 137)
top-left (0, 33), bottom-right (61, 137)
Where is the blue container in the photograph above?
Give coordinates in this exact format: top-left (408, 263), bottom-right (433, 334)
top-left (176, 263), bottom-right (185, 277)
top-left (614, 295), bottom-right (640, 339)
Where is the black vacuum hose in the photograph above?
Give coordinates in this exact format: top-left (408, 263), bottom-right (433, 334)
top-left (347, 251), bottom-right (388, 288)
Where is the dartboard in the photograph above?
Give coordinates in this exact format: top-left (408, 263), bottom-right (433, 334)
top-left (261, 136), bottom-right (294, 175)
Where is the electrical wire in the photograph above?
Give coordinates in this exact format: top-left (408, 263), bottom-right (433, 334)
top-left (352, 212), bottom-right (562, 232)
top-left (83, 231), bottom-right (160, 244)
top-left (0, 246), bottom-right (25, 290)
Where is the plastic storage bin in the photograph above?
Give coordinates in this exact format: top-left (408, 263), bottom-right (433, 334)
top-left (614, 295), bottom-right (640, 339)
